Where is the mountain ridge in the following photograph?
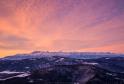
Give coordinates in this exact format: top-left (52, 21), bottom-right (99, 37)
top-left (1, 51), bottom-right (123, 60)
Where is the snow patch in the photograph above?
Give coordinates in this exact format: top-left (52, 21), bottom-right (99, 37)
top-left (16, 73), bottom-right (30, 77)
top-left (0, 71), bottom-right (24, 74)
top-left (83, 62), bottom-right (98, 65)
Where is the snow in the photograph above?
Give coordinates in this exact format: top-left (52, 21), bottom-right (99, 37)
top-left (0, 71), bottom-right (24, 74)
top-left (25, 67), bottom-right (30, 69)
top-left (105, 58), bottom-right (110, 59)
top-left (106, 73), bottom-right (113, 76)
top-left (0, 71), bottom-right (30, 81)
top-left (83, 62), bottom-right (98, 65)
top-left (55, 58), bottom-right (64, 62)
top-left (1, 51), bottom-right (123, 60)
top-left (16, 73), bottom-right (30, 77)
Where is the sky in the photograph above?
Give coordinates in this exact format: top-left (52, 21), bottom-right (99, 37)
top-left (0, 0), bottom-right (124, 57)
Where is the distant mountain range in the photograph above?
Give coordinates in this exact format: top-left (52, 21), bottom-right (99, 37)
top-left (1, 51), bottom-right (124, 60)
top-left (0, 51), bottom-right (124, 84)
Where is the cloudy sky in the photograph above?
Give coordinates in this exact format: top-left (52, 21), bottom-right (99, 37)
top-left (0, 0), bottom-right (124, 57)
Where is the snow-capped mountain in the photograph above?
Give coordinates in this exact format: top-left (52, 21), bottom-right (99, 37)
top-left (1, 51), bottom-right (123, 60)
top-left (0, 51), bottom-right (124, 84)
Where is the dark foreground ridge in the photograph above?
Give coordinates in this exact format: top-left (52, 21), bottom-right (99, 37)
top-left (0, 54), bottom-right (124, 84)
top-left (0, 64), bottom-right (124, 84)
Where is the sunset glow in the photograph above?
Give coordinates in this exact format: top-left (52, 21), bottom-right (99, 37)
top-left (0, 0), bottom-right (124, 57)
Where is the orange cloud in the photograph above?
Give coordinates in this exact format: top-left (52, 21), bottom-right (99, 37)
top-left (0, 0), bottom-right (124, 57)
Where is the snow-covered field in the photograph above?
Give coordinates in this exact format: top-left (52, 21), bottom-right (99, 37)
top-left (0, 71), bottom-right (30, 81)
